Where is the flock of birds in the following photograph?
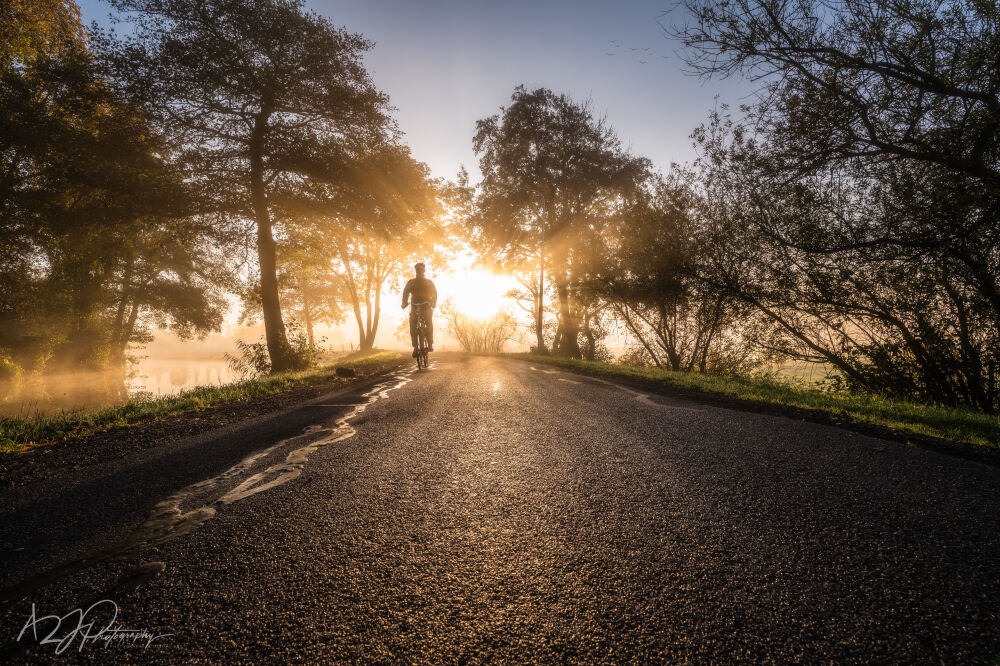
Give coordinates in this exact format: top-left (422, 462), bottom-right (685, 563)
top-left (605, 39), bottom-right (668, 65)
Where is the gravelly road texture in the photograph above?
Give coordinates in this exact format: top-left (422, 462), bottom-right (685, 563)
top-left (1, 354), bottom-right (998, 663)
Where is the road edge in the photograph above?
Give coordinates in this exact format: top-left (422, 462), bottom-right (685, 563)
top-left (495, 353), bottom-right (1000, 469)
top-left (0, 354), bottom-right (411, 488)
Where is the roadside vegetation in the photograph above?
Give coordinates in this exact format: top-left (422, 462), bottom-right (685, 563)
top-left (5, 0), bottom-right (998, 458)
top-left (0, 351), bottom-right (400, 454)
top-left (465, 1), bottom-right (1000, 418)
top-left (508, 354), bottom-right (1000, 450)
top-left (2, 0), bottom-right (441, 381)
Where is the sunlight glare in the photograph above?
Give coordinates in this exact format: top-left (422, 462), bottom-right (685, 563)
top-left (434, 254), bottom-right (517, 321)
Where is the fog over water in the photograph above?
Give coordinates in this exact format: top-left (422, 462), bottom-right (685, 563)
top-left (0, 296), bottom-right (488, 418)
top-left (0, 359), bottom-right (235, 419)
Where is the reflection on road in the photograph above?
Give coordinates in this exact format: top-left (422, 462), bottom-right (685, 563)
top-left (0, 368), bottom-right (415, 607)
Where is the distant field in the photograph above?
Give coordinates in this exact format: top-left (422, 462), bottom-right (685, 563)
top-left (773, 360), bottom-right (836, 387)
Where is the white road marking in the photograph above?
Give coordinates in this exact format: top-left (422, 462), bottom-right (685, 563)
top-left (305, 404), bottom-right (364, 407)
top-left (591, 377), bottom-right (702, 411)
top-left (632, 392), bottom-right (702, 411)
top-left (526, 360), bottom-right (701, 411)
top-left (526, 366), bottom-right (703, 412)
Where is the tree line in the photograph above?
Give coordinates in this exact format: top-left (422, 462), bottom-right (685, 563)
top-left (4, 0), bottom-right (997, 413)
top-left (1, 0), bottom-right (441, 379)
top-left (463, 0), bottom-right (999, 412)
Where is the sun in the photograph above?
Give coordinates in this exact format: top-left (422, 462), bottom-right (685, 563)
top-left (446, 270), bottom-right (516, 319)
top-left (433, 254), bottom-right (517, 320)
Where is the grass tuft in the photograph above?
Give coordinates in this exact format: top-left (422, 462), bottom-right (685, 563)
top-left (504, 354), bottom-right (1000, 449)
top-left (0, 351), bottom-right (401, 454)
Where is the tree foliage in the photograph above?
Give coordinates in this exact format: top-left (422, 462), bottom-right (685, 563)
top-left (104, 0), bottom-right (393, 370)
top-left (587, 178), bottom-right (758, 373)
top-left (1, 0), bottom-right (84, 66)
top-left (673, 0), bottom-right (1000, 409)
top-left (1, 3), bottom-right (229, 372)
top-left (472, 86), bottom-right (650, 358)
top-left (288, 144), bottom-right (443, 351)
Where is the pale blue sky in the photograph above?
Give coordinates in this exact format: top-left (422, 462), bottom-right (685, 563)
top-left (79, 0), bottom-right (750, 182)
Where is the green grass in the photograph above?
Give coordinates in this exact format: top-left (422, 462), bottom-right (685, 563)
top-left (0, 350), bottom-right (401, 454)
top-left (504, 353), bottom-right (1000, 449)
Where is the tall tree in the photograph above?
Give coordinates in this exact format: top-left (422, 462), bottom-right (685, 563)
top-left (505, 265), bottom-right (549, 353)
top-left (588, 178), bottom-right (753, 372)
top-left (105, 0), bottom-right (392, 370)
top-left (322, 146), bottom-right (442, 351)
top-left (674, 0), bottom-right (1000, 332)
top-left (1, 4), bottom-right (228, 371)
top-left (276, 240), bottom-right (346, 350)
top-left (673, 0), bottom-right (1000, 408)
top-left (237, 241), bottom-right (345, 351)
top-left (472, 87), bottom-right (649, 358)
top-left (1, 0), bottom-right (83, 66)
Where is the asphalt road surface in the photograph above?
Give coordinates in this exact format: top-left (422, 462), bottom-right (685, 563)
top-left (2, 354), bottom-right (998, 662)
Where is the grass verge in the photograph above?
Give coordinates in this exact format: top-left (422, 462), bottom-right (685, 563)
top-left (504, 353), bottom-right (1000, 450)
top-left (0, 350), bottom-right (401, 454)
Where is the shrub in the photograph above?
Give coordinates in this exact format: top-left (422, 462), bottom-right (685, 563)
top-left (0, 355), bottom-right (22, 383)
top-left (224, 325), bottom-right (322, 378)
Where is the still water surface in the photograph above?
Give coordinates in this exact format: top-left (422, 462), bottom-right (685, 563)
top-left (1, 358), bottom-right (239, 419)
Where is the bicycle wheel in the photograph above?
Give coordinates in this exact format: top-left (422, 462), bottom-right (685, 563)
top-left (416, 327), bottom-right (426, 369)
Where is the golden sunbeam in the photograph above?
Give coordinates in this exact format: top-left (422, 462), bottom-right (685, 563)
top-left (432, 253), bottom-right (518, 321)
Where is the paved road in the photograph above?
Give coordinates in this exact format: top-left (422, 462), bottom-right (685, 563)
top-left (2, 355), bottom-right (999, 662)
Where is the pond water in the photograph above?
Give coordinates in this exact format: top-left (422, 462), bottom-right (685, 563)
top-left (132, 358), bottom-right (238, 398)
top-left (0, 357), bottom-right (239, 419)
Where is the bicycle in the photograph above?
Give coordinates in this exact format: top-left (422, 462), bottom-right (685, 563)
top-left (411, 301), bottom-right (432, 369)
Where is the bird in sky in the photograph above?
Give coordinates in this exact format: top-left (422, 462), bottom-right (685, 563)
top-left (606, 37), bottom-right (663, 65)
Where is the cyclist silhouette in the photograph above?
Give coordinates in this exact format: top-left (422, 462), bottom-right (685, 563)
top-left (401, 262), bottom-right (437, 357)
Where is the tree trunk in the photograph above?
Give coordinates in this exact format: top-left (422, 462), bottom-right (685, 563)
top-left (615, 304), bottom-right (663, 368)
top-left (555, 278), bottom-right (581, 358)
top-left (360, 310), bottom-right (378, 351)
top-left (351, 298), bottom-right (366, 349)
top-left (111, 259), bottom-right (134, 361)
top-left (367, 285), bottom-right (382, 350)
top-left (363, 284), bottom-right (373, 349)
top-left (120, 300), bottom-right (141, 359)
top-left (250, 111), bottom-right (292, 372)
top-left (535, 251), bottom-right (546, 353)
top-left (302, 289), bottom-right (315, 348)
top-left (582, 316), bottom-right (596, 360)
top-left (359, 289), bottom-right (374, 351)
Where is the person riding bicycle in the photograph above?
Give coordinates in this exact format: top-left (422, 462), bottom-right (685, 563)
top-left (401, 262), bottom-right (437, 358)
